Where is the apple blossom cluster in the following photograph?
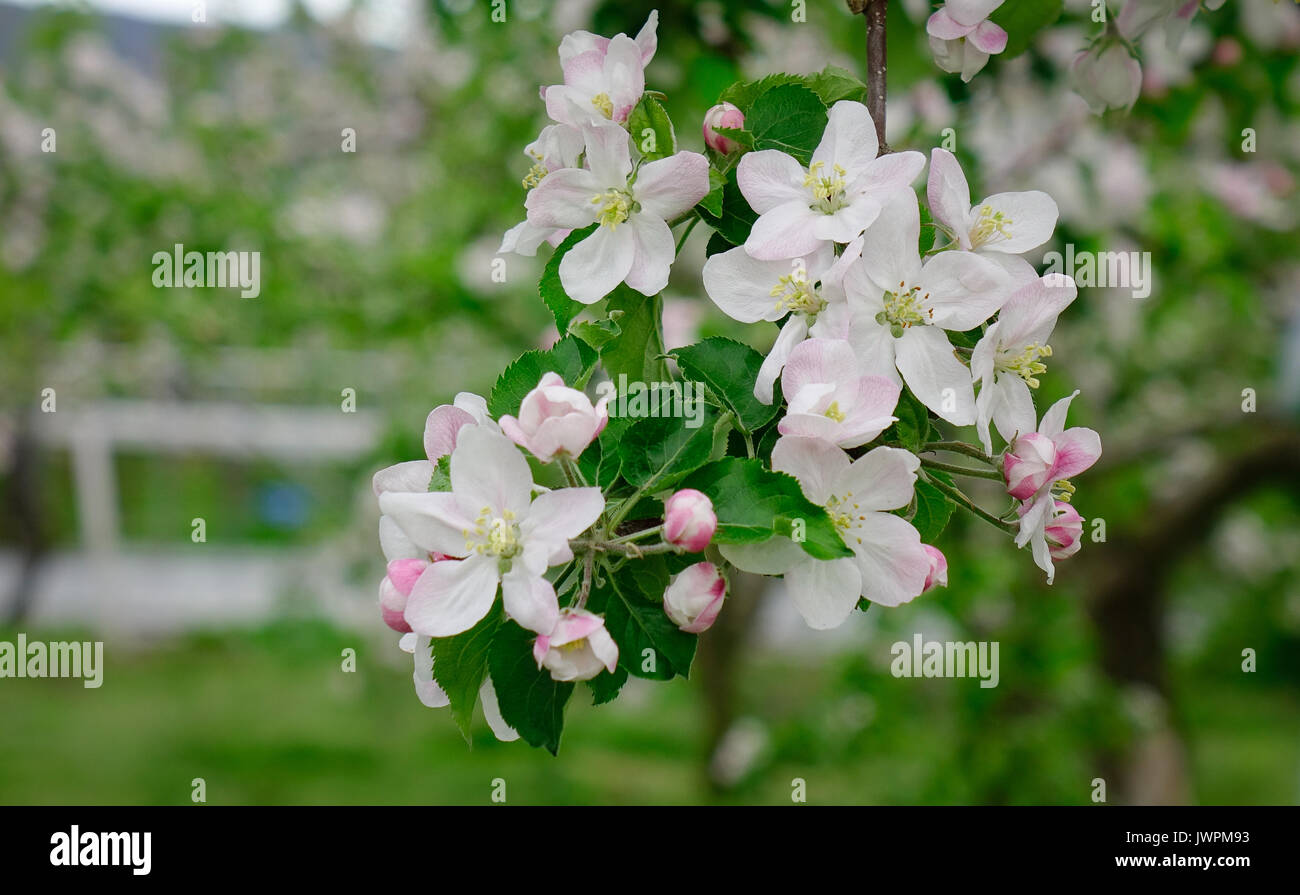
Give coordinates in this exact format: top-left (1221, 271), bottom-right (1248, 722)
top-left (923, 0), bottom-right (1227, 115)
top-left (371, 11), bottom-right (1102, 753)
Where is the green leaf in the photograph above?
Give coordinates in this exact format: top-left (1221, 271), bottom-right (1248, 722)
top-left (487, 335), bottom-right (595, 419)
top-left (427, 453), bottom-right (451, 492)
top-left (697, 165), bottom-right (757, 247)
top-left (601, 288), bottom-right (665, 382)
top-left (670, 337), bottom-right (779, 434)
top-left (487, 620), bottom-right (574, 755)
top-left (627, 95), bottom-right (676, 162)
top-left (539, 225), bottom-right (596, 335)
top-left (705, 230), bottom-right (735, 257)
top-left (719, 73), bottom-right (806, 114)
top-left (569, 316), bottom-right (621, 349)
top-left (430, 602), bottom-right (502, 741)
top-left (698, 167), bottom-right (727, 218)
top-left (586, 665), bottom-right (629, 705)
top-left (910, 478), bottom-right (954, 544)
top-left (681, 457), bottom-right (852, 560)
top-left (589, 562), bottom-right (697, 680)
top-left (804, 66), bottom-right (868, 105)
top-left (884, 388), bottom-right (931, 453)
top-left (620, 405), bottom-right (718, 491)
top-left (745, 83), bottom-right (827, 165)
top-left (989, 0), bottom-right (1064, 59)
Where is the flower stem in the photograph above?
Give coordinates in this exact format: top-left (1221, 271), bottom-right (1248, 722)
top-left (920, 457), bottom-right (1004, 481)
top-left (675, 215), bottom-right (700, 255)
top-left (922, 470), bottom-right (1018, 534)
top-left (571, 538), bottom-right (682, 557)
top-left (611, 524), bottom-right (663, 544)
top-left (925, 441), bottom-right (997, 464)
top-left (574, 550), bottom-right (595, 609)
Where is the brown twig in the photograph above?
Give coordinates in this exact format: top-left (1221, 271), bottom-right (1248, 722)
top-left (849, 0), bottom-right (890, 154)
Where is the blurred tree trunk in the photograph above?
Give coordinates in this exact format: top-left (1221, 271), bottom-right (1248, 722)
top-left (696, 569), bottom-right (765, 793)
top-left (4, 413), bottom-right (49, 624)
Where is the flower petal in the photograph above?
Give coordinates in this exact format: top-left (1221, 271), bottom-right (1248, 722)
top-left (501, 566), bottom-right (560, 634)
top-left (558, 224), bottom-right (636, 304)
top-left (745, 199), bottom-right (825, 261)
top-left (894, 326), bottom-right (976, 426)
top-left (1051, 427), bottom-right (1102, 480)
top-left (702, 246), bottom-right (793, 323)
top-left (623, 212), bottom-right (675, 296)
top-left (784, 557), bottom-right (863, 629)
top-left (971, 190), bottom-right (1059, 254)
top-left (424, 405), bottom-right (477, 464)
top-left (926, 148), bottom-right (973, 245)
top-left (812, 100), bottom-right (878, 182)
top-left (736, 149), bottom-right (808, 214)
top-left (372, 460), bottom-right (433, 497)
top-left (836, 445), bottom-right (919, 512)
top-left (450, 426), bottom-right (535, 515)
top-left (404, 553), bottom-right (501, 637)
top-left (634, 151), bottom-right (710, 220)
top-left (479, 677), bottom-right (520, 741)
top-left (920, 250), bottom-right (1011, 331)
top-left (755, 315), bottom-right (809, 405)
top-left (524, 167), bottom-right (603, 229)
top-left (378, 490), bottom-right (475, 557)
top-left (849, 512), bottom-right (929, 607)
top-left (771, 434), bottom-right (850, 506)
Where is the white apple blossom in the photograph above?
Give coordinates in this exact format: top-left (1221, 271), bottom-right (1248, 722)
top-left (533, 609), bottom-right (619, 681)
top-left (970, 272), bottom-right (1078, 454)
top-left (818, 189), bottom-right (1014, 425)
top-left (927, 148), bottom-right (1059, 263)
top-left (778, 338), bottom-right (901, 449)
top-left (701, 240), bottom-right (860, 403)
top-left (500, 123), bottom-right (585, 257)
top-left (542, 12), bottom-right (658, 127)
top-left (525, 122), bottom-right (708, 303)
top-left (378, 426), bottom-right (604, 637)
top-left (736, 100), bottom-right (925, 260)
top-left (720, 437), bottom-right (931, 628)
top-left (927, 0), bottom-right (1009, 82)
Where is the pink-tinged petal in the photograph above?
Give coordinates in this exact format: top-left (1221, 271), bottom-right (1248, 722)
top-left (450, 426), bottom-right (534, 516)
top-left (838, 445), bottom-right (919, 512)
top-left (523, 486), bottom-right (605, 544)
top-left (849, 512), bottom-right (930, 607)
top-left (894, 326), bottom-right (976, 426)
top-left (811, 194), bottom-right (883, 244)
top-left (702, 246), bottom-right (794, 323)
top-left (424, 405), bottom-right (476, 464)
top-left (1038, 389), bottom-right (1078, 438)
top-left (372, 460), bottom-right (434, 497)
top-left (479, 678), bottom-right (520, 742)
top-left (784, 556), bottom-right (863, 629)
top-left (529, 413), bottom-right (599, 462)
top-left (920, 250), bottom-right (1010, 331)
top-left (842, 376), bottom-right (903, 438)
top-left (996, 273), bottom-right (1077, 348)
top-left (404, 553), bottom-right (500, 637)
top-left (525, 167), bottom-right (603, 229)
top-left (378, 490), bottom-right (475, 557)
top-left (771, 434), bottom-right (850, 506)
top-left (947, 0), bottom-right (1005, 27)
top-left (968, 20), bottom-right (1008, 55)
top-left (586, 625), bottom-right (620, 673)
top-left (922, 544), bottom-right (949, 591)
top-left (559, 46), bottom-right (607, 93)
top-left (970, 190), bottom-right (1059, 254)
top-left (1050, 427), bottom-right (1102, 480)
top-left (755, 315), bottom-right (809, 405)
top-left (634, 9), bottom-right (658, 64)
top-left (600, 34), bottom-right (645, 123)
top-left (778, 408), bottom-right (845, 445)
top-left (718, 537), bottom-right (808, 576)
top-left (1014, 491), bottom-right (1052, 549)
top-left (379, 515), bottom-right (421, 562)
top-left (812, 100), bottom-right (878, 182)
top-left (736, 149), bottom-right (808, 214)
top-left (382, 604), bottom-right (412, 634)
top-left (926, 9), bottom-right (976, 40)
top-left (634, 151), bottom-right (710, 220)
top-left (926, 148), bottom-right (973, 244)
top-left (960, 46), bottom-right (991, 83)
top-left (582, 120), bottom-right (634, 187)
top-left (855, 150), bottom-right (926, 199)
top-left (745, 199), bottom-right (826, 261)
top-left (623, 213), bottom-right (675, 296)
top-left (781, 338), bottom-right (859, 399)
top-left (858, 189), bottom-right (923, 291)
top-left (501, 567), bottom-right (560, 635)
top-left (551, 609), bottom-right (606, 646)
top-left (387, 558), bottom-right (429, 598)
top-left (558, 225), bottom-right (637, 304)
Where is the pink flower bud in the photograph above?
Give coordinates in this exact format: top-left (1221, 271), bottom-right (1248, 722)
top-left (1044, 501), bottom-right (1084, 561)
top-left (702, 102), bottom-right (745, 154)
top-left (378, 556), bottom-right (449, 633)
top-left (663, 488), bottom-right (717, 552)
top-left (1003, 432), bottom-right (1057, 500)
top-left (499, 371), bottom-right (609, 463)
top-left (663, 561), bottom-right (726, 633)
top-left (921, 545), bottom-right (948, 592)
top-left (533, 608), bottom-right (620, 682)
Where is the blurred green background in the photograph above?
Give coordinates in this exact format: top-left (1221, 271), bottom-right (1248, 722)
top-left (1, 0), bottom-right (1299, 805)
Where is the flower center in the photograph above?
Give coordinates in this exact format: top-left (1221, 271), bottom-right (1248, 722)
top-left (465, 507), bottom-right (521, 559)
top-left (877, 282), bottom-right (932, 337)
top-left (971, 206), bottom-right (1012, 248)
top-left (592, 189), bottom-right (634, 228)
top-left (825, 492), bottom-right (867, 545)
top-left (556, 639), bottom-right (588, 654)
top-left (1051, 479), bottom-right (1075, 502)
top-left (770, 268), bottom-right (825, 316)
top-left (804, 161), bottom-right (849, 213)
top-left (996, 342), bottom-right (1052, 388)
top-left (591, 92), bottom-right (614, 120)
top-left (823, 400), bottom-right (846, 422)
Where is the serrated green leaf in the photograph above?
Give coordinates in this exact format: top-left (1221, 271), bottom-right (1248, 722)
top-left (586, 665), bottom-right (629, 705)
top-left (627, 95), bottom-right (676, 161)
top-left (487, 620), bottom-right (574, 755)
top-left (620, 406), bottom-right (718, 491)
top-left (487, 336), bottom-right (595, 419)
top-left (698, 167), bottom-right (727, 218)
top-left (884, 388), bottom-right (932, 452)
top-left (539, 225), bottom-right (596, 334)
top-left (601, 288), bottom-right (666, 383)
top-left (681, 457), bottom-right (852, 560)
top-left (745, 83), bottom-right (827, 165)
top-left (910, 478), bottom-right (954, 544)
top-left (569, 315), bottom-right (621, 349)
top-left (589, 563), bottom-right (696, 680)
top-left (670, 337), bottom-right (779, 433)
top-left (427, 453), bottom-right (451, 492)
top-left (430, 601), bottom-right (502, 741)
top-left (805, 66), bottom-right (868, 105)
top-left (719, 73), bottom-right (806, 114)
top-left (705, 229), bottom-right (735, 257)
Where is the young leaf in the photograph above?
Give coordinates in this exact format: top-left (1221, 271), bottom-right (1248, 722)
top-left (427, 454), bottom-right (452, 492)
top-left (681, 457), bottom-right (852, 560)
top-left (488, 335), bottom-right (596, 419)
top-left (804, 66), bottom-right (868, 105)
top-left (539, 225), bottom-right (597, 335)
top-left (670, 337), bottom-right (779, 433)
top-left (627, 95), bottom-right (676, 162)
top-left (697, 167), bottom-right (727, 218)
top-left (745, 83), bottom-right (828, 165)
top-left (620, 405), bottom-right (718, 491)
top-left (910, 478), bottom-right (955, 544)
top-left (601, 288), bottom-right (666, 383)
top-left (487, 619), bottom-right (574, 755)
top-left (883, 388), bottom-right (932, 453)
top-left (430, 602), bottom-right (502, 741)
